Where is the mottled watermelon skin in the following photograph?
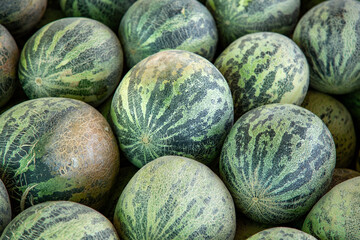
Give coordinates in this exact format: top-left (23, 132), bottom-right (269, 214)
top-left (220, 103), bottom-right (336, 224)
top-left (214, 32), bottom-right (309, 120)
top-left (114, 156), bottom-right (236, 240)
top-left (0, 0), bottom-right (47, 37)
top-left (247, 227), bottom-right (316, 240)
top-left (18, 17), bottom-right (123, 107)
top-left (110, 50), bottom-right (234, 168)
top-left (302, 177), bottom-right (360, 239)
top-left (0, 25), bottom-right (19, 108)
top-left (0, 201), bottom-right (119, 240)
top-left (60, 0), bottom-right (136, 31)
top-left (206, 0), bottom-right (300, 49)
top-left (293, 0), bottom-right (360, 94)
top-left (0, 179), bottom-right (11, 235)
top-left (119, 0), bottom-right (218, 68)
top-left (0, 97), bottom-right (120, 214)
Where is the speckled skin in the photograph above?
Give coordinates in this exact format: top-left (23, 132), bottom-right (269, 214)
top-left (114, 156), bottom-right (236, 239)
top-left (301, 89), bottom-right (356, 168)
top-left (302, 176), bottom-right (360, 239)
top-left (0, 201), bottom-right (119, 239)
top-left (247, 227), bottom-right (316, 240)
top-left (0, 179), bottom-right (11, 235)
top-left (0, 25), bottom-right (19, 108)
top-left (220, 103), bottom-right (336, 224)
top-left (0, 98), bottom-right (120, 214)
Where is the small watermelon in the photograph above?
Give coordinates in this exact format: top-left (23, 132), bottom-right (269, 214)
top-left (0, 179), bottom-right (11, 235)
top-left (293, 0), bottom-right (360, 94)
top-left (214, 32), bottom-right (309, 120)
top-left (113, 155), bottom-right (236, 239)
top-left (0, 201), bottom-right (119, 239)
top-left (220, 103), bottom-right (336, 224)
top-left (119, 0), bottom-right (218, 68)
top-left (18, 17), bottom-right (124, 107)
top-left (110, 50), bottom-right (234, 168)
top-left (247, 227), bottom-right (316, 240)
top-left (302, 176), bottom-right (360, 239)
top-left (0, 97), bottom-right (120, 214)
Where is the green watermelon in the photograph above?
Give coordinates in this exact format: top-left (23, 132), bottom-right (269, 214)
top-left (0, 97), bottom-right (120, 214)
top-left (113, 155), bottom-right (236, 239)
top-left (293, 0), bottom-right (360, 94)
top-left (206, 0), bottom-right (300, 49)
top-left (220, 103), bottom-right (336, 224)
top-left (0, 179), bottom-right (11, 235)
top-left (0, 201), bottom-right (119, 239)
top-left (301, 89), bottom-right (356, 168)
top-left (214, 32), bottom-right (309, 120)
top-left (0, 24), bottom-right (19, 108)
top-left (302, 176), bottom-right (360, 239)
top-left (110, 50), bottom-right (234, 168)
top-left (0, 0), bottom-right (47, 38)
top-left (18, 17), bottom-right (124, 107)
top-left (60, 0), bottom-right (136, 31)
top-left (327, 168), bottom-right (360, 192)
top-left (119, 0), bottom-right (218, 69)
top-left (247, 227), bottom-right (316, 240)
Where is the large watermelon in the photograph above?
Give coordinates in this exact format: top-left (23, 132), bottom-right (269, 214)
top-left (113, 155), bottom-right (236, 239)
top-left (247, 227), bottom-right (316, 240)
top-left (110, 50), bottom-right (234, 168)
top-left (293, 0), bottom-right (360, 94)
top-left (119, 0), bottom-right (218, 69)
top-left (214, 32), bottom-right (309, 120)
top-left (0, 179), bottom-right (11, 235)
top-left (0, 24), bottom-right (19, 108)
top-left (0, 97), bottom-right (120, 214)
top-left (0, 201), bottom-right (119, 239)
top-left (18, 17), bottom-right (124, 107)
top-left (220, 103), bottom-right (336, 224)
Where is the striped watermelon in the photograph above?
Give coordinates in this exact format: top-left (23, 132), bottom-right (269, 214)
top-left (0, 97), bottom-right (120, 214)
top-left (113, 155), bottom-right (236, 239)
top-left (220, 103), bottom-right (336, 224)
top-left (0, 179), bottom-right (11, 235)
top-left (110, 50), bottom-right (234, 168)
top-left (302, 176), bottom-right (360, 239)
top-left (0, 24), bottom-right (19, 108)
top-left (0, 0), bottom-right (47, 38)
top-left (206, 0), bottom-right (300, 49)
top-left (247, 227), bottom-right (316, 240)
top-left (18, 17), bottom-right (124, 107)
top-left (60, 0), bottom-right (136, 31)
top-left (293, 0), bottom-right (360, 94)
top-left (214, 32), bottom-right (309, 120)
top-left (301, 89), bottom-right (356, 168)
top-left (119, 0), bottom-right (218, 69)
top-left (0, 201), bottom-right (119, 239)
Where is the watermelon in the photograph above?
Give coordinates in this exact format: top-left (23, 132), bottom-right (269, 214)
top-left (328, 168), bottom-right (360, 192)
top-left (119, 0), bottom-right (218, 69)
top-left (220, 103), bottom-right (336, 224)
top-left (293, 0), bottom-right (360, 94)
top-left (0, 201), bottom-right (119, 239)
top-left (302, 176), bottom-right (360, 239)
top-left (0, 0), bottom-right (47, 38)
top-left (60, 0), bottom-right (137, 31)
top-left (301, 89), bottom-right (356, 168)
top-left (214, 32), bottom-right (309, 120)
top-left (0, 97), bottom-right (120, 214)
top-left (206, 0), bottom-right (300, 49)
top-left (18, 17), bottom-right (124, 107)
top-left (113, 155), bottom-right (236, 239)
top-left (247, 227), bottom-right (316, 240)
top-left (0, 179), bottom-right (11, 235)
top-left (110, 50), bottom-right (234, 168)
top-left (0, 24), bottom-right (19, 108)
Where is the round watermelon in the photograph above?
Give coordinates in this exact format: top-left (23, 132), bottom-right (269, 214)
top-left (214, 32), bottom-right (309, 120)
top-left (247, 227), bottom-right (316, 240)
top-left (110, 50), bottom-right (234, 168)
top-left (0, 179), bottom-right (11, 235)
top-left (119, 0), bottom-right (218, 69)
top-left (0, 201), bottom-right (119, 239)
top-left (114, 155), bottom-right (236, 239)
top-left (220, 103), bottom-right (336, 224)
top-left (293, 0), bottom-right (360, 94)
top-left (18, 17), bottom-right (124, 107)
top-left (0, 97), bottom-right (120, 214)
